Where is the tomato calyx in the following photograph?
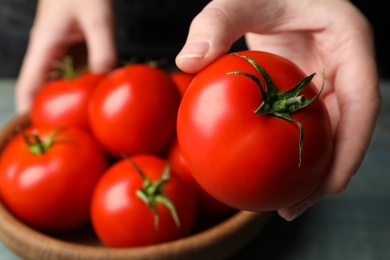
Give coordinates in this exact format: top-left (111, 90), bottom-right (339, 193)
top-left (48, 56), bottom-right (86, 80)
top-left (127, 158), bottom-right (180, 230)
top-left (227, 54), bottom-right (324, 166)
top-left (22, 129), bottom-right (58, 155)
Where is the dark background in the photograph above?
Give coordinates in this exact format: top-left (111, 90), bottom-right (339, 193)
top-left (0, 0), bottom-right (388, 79)
top-left (351, 0), bottom-right (389, 79)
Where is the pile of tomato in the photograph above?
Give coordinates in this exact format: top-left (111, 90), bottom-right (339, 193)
top-left (0, 50), bottom-right (333, 248)
top-left (0, 59), bottom-right (236, 248)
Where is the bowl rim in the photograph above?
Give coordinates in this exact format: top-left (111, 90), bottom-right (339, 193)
top-left (0, 114), bottom-right (271, 260)
top-left (0, 201), bottom-right (270, 260)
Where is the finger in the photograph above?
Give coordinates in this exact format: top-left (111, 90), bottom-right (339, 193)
top-left (15, 31), bottom-right (66, 114)
top-left (322, 84), bottom-right (379, 195)
top-left (176, 0), bottom-right (255, 73)
top-left (321, 6), bottom-right (380, 196)
top-left (175, 0), bottom-right (328, 74)
top-left (15, 0), bottom-right (76, 114)
top-left (278, 187), bottom-right (326, 221)
top-left (76, 0), bottom-right (117, 72)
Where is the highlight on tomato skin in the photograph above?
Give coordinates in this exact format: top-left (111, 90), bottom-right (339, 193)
top-left (0, 52), bottom-right (332, 249)
top-left (30, 56), bottom-right (106, 131)
top-left (90, 154), bottom-right (198, 248)
top-left (176, 50), bottom-right (333, 212)
top-left (0, 126), bottom-right (109, 232)
top-left (88, 63), bottom-right (181, 158)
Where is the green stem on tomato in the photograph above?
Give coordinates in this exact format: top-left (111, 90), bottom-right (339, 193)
top-left (23, 129), bottom-right (59, 155)
top-left (48, 56), bottom-right (87, 80)
top-left (227, 54), bottom-right (324, 166)
top-left (126, 157), bottom-right (180, 230)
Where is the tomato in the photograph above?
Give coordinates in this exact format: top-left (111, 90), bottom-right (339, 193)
top-left (170, 71), bottom-right (194, 97)
top-left (31, 58), bottom-right (105, 130)
top-left (177, 50), bottom-right (333, 212)
top-left (90, 154), bottom-right (197, 248)
top-left (166, 138), bottom-right (236, 216)
top-left (0, 126), bottom-right (108, 231)
top-left (88, 64), bottom-right (180, 157)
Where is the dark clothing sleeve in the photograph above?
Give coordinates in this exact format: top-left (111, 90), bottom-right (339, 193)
top-left (112, 0), bottom-right (246, 69)
top-left (0, 0), bottom-right (386, 78)
top-left (0, 0), bottom-right (247, 77)
top-left (113, 0), bottom-right (209, 61)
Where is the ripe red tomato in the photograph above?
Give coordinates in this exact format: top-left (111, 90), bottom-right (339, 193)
top-left (88, 64), bottom-right (180, 157)
top-left (90, 154), bottom-right (197, 248)
top-left (31, 72), bottom-right (105, 130)
top-left (170, 71), bottom-right (194, 97)
top-left (0, 126), bottom-right (108, 231)
top-left (166, 138), bottom-right (236, 216)
top-left (177, 50), bottom-right (333, 212)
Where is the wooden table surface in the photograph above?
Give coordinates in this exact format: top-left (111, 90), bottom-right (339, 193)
top-left (0, 79), bottom-right (389, 260)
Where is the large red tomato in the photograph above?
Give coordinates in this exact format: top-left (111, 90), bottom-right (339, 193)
top-left (90, 154), bottom-right (197, 248)
top-left (166, 138), bottom-right (236, 217)
top-left (31, 70), bottom-right (105, 130)
top-left (177, 50), bottom-right (333, 212)
top-left (0, 126), bottom-right (108, 231)
top-left (88, 64), bottom-right (180, 157)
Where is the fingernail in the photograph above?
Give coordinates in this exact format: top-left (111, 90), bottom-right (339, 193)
top-left (284, 204), bottom-right (309, 221)
top-left (284, 211), bottom-right (298, 222)
top-left (177, 40), bottom-right (210, 59)
top-left (338, 183), bottom-right (348, 195)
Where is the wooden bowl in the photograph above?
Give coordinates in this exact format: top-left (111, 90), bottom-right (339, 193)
top-left (0, 114), bottom-right (271, 260)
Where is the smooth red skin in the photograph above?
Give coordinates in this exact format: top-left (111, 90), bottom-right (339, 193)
top-left (0, 127), bottom-right (108, 231)
top-left (177, 50), bottom-right (333, 212)
top-left (88, 64), bottom-right (181, 157)
top-left (31, 72), bottom-right (105, 130)
top-left (167, 138), bottom-right (236, 217)
top-left (170, 71), bottom-right (195, 97)
top-left (90, 154), bottom-right (197, 248)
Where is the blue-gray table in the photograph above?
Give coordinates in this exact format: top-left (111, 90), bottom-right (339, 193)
top-left (0, 79), bottom-right (389, 260)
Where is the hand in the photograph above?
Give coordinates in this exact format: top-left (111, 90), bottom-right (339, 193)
top-left (15, 0), bottom-right (116, 114)
top-left (176, 0), bottom-right (381, 220)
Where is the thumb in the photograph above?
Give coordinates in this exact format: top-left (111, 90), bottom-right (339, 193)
top-left (175, 0), bottom-right (256, 73)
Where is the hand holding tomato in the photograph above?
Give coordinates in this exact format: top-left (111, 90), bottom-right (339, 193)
top-left (177, 51), bottom-right (333, 212)
top-left (176, 0), bottom-right (380, 220)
